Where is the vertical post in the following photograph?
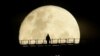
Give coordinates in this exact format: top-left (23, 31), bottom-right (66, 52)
top-left (57, 39), bottom-right (59, 44)
top-left (43, 39), bottom-right (45, 44)
top-left (35, 40), bottom-right (36, 44)
top-left (73, 38), bottom-right (74, 44)
top-left (28, 40), bottom-right (29, 44)
top-left (65, 39), bottom-right (67, 43)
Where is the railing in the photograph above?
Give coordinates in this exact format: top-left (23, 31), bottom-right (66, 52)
top-left (20, 38), bottom-right (79, 45)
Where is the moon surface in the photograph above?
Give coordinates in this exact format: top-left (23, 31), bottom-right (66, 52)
top-left (19, 5), bottom-right (80, 45)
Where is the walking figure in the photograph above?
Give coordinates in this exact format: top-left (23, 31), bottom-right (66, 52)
top-left (46, 34), bottom-right (51, 44)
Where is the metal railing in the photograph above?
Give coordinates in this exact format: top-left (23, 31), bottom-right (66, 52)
top-left (20, 38), bottom-right (79, 45)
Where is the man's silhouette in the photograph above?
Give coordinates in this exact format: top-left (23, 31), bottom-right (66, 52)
top-left (46, 34), bottom-right (51, 44)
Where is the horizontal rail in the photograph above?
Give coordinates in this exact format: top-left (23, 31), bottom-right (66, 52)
top-left (20, 38), bottom-right (79, 45)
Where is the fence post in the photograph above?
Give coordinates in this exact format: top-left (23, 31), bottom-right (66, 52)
top-left (65, 39), bottom-right (67, 43)
top-left (57, 39), bottom-right (59, 44)
top-left (73, 38), bottom-right (75, 44)
top-left (35, 40), bottom-right (36, 44)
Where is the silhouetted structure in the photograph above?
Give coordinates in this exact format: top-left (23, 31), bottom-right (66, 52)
top-left (20, 38), bottom-right (78, 46)
top-left (46, 34), bottom-right (51, 44)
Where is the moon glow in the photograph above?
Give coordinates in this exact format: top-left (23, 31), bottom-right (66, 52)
top-left (19, 5), bottom-right (80, 45)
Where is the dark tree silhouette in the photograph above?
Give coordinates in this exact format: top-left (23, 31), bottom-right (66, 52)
top-left (46, 34), bottom-right (51, 44)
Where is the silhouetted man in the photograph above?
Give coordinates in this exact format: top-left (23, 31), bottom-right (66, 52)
top-left (46, 34), bottom-right (51, 44)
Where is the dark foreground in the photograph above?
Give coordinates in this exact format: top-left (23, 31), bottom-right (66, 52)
top-left (8, 38), bottom-right (99, 56)
top-left (16, 42), bottom-right (99, 56)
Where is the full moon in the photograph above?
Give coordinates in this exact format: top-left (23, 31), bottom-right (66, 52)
top-left (19, 5), bottom-right (80, 45)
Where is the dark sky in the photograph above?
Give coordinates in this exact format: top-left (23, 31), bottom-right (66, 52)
top-left (4, 0), bottom-right (100, 52)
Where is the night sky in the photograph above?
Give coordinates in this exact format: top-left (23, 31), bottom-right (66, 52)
top-left (4, 0), bottom-right (100, 55)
